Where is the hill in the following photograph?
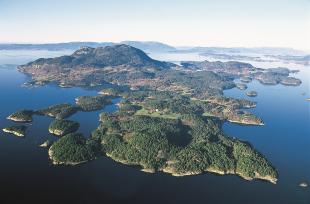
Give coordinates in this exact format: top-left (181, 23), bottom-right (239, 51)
top-left (18, 44), bottom-right (174, 87)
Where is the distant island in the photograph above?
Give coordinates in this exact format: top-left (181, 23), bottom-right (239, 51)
top-left (181, 61), bottom-right (301, 86)
top-left (247, 91), bottom-right (258, 97)
top-left (3, 44), bottom-right (290, 183)
top-left (264, 54), bottom-right (310, 66)
top-left (235, 83), bottom-right (247, 90)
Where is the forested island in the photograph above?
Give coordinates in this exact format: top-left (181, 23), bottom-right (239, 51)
top-left (93, 113), bottom-right (276, 182)
top-left (2, 44), bottom-right (288, 183)
top-left (48, 119), bottom-right (80, 136)
top-left (2, 125), bottom-right (27, 137)
top-left (37, 104), bottom-right (79, 119)
top-left (7, 110), bottom-right (34, 122)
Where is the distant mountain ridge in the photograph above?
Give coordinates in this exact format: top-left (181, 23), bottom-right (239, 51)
top-left (0, 41), bottom-right (176, 53)
top-left (0, 42), bottom-right (114, 51)
top-left (1, 41), bottom-right (307, 55)
top-left (120, 41), bottom-right (176, 52)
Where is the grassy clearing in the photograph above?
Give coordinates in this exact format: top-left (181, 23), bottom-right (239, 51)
top-left (135, 108), bottom-right (180, 120)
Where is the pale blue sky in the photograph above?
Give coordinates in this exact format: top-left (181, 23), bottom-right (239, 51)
top-left (0, 0), bottom-right (309, 50)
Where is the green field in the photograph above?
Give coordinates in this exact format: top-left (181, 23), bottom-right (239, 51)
top-left (135, 108), bottom-right (180, 120)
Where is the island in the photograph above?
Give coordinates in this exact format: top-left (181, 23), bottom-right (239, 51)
top-left (240, 76), bottom-right (252, 83)
top-left (299, 182), bottom-right (308, 188)
top-left (37, 103), bottom-right (79, 119)
top-left (280, 77), bottom-right (302, 86)
top-left (7, 110), bottom-right (34, 122)
top-left (2, 125), bottom-right (27, 137)
top-left (49, 133), bottom-right (100, 165)
top-left (48, 119), bottom-right (80, 136)
top-left (181, 61), bottom-right (302, 87)
top-left (265, 54), bottom-right (310, 66)
top-left (39, 140), bottom-right (51, 148)
top-left (199, 52), bottom-right (271, 62)
top-left (14, 44), bottom-right (279, 183)
top-left (235, 83), bottom-right (247, 90)
top-left (246, 91), bottom-right (258, 97)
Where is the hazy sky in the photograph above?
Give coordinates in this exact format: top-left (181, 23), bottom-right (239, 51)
top-left (0, 0), bottom-right (309, 50)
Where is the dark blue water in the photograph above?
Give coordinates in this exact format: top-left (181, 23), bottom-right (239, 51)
top-left (0, 51), bottom-right (309, 204)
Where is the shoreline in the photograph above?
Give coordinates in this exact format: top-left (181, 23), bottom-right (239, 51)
top-left (48, 148), bottom-right (88, 166)
top-left (7, 115), bottom-right (32, 122)
top-left (105, 154), bottom-right (277, 184)
top-left (48, 128), bottom-right (64, 136)
top-left (2, 128), bottom-right (25, 137)
top-left (227, 119), bottom-right (264, 126)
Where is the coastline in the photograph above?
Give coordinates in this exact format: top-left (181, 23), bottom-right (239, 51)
top-left (7, 115), bottom-right (32, 122)
top-left (48, 148), bottom-right (88, 166)
top-left (48, 128), bottom-right (64, 136)
top-left (2, 128), bottom-right (25, 137)
top-left (105, 154), bottom-right (277, 184)
top-left (227, 119), bottom-right (264, 126)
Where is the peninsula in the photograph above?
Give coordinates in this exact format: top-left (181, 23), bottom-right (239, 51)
top-left (49, 133), bottom-right (100, 165)
top-left (75, 95), bottom-right (112, 111)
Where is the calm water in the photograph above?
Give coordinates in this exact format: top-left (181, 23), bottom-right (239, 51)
top-left (0, 50), bottom-right (309, 204)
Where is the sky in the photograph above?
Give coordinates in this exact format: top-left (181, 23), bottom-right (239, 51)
top-left (0, 0), bottom-right (309, 50)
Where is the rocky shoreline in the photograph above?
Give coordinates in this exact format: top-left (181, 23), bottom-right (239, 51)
top-left (7, 115), bottom-right (32, 122)
top-left (2, 128), bottom-right (25, 137)
top-left (48, 148), bottom-right (88, 166)
top-left (105, 154), bottom-right (277, 184)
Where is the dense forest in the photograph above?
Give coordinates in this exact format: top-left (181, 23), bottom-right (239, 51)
top-left (7, 109), bottom-right (34, 122)
top-left (49, 119), bottom-right (80, 136)
top-left (37, 104), bottom-right (79, 119)
top-left (49, 133), bottom-right (100, 164)
top-left (76, 95), bottom-right (112, 111)
top-left (92, 113), bottom-right (277, 182)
